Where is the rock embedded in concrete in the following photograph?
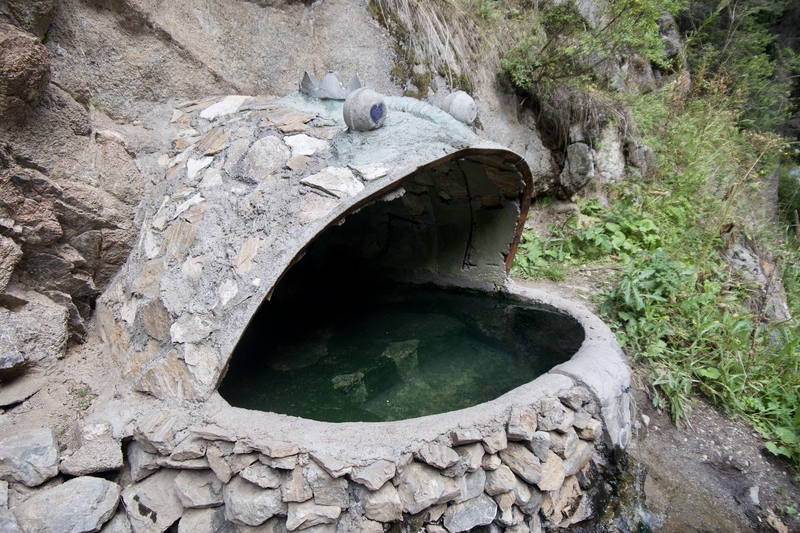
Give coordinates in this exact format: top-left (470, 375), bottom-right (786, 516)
top-left (0, 507), bottom-right (20, 533)
top-left (98, 510), bottom-right (132, 533)
top-left (451, 428), bottom-right (482, 446)
top-left (200, 96), bottom-right (251, 120)
top-left (437, 475), bottom-right (462, 504)
top-left (414, 443), bottom-right (459, 470)
top-left (178, 507), bottom-right (238, 533)
top-left (14, 476), bottom-right (120, 533)
top-left (285, 501), bottom-right (340, 531)
top-left (442, 493), bottom-right (497, 533)
top-left (60, 423), bottom-right (123, 476)
top-left (174, 470), bottom-right (223, 508)
top-left (281, 466), bottom-right (313, 503)
top-left (484, 464), bottom-right (516, 496)
top-left (499, 443), bottom-right (542, 485)
top-left (207, 446), bottom-right (234, 483)
top-left (308, 452), bottom-right (351, 478)
top-left (361, 482), bottom-right (402, 522)
top-left (127, 442), bottom-right (160, 482)
top-left (227, 453), bottom-right (258, 474)
top-left (396, 462), bottom-right (447, 515)
top-left (512, 475), bottom-right (531, 507)
top-left (482, 430), bottom-right (508, 455)
top-left (563, 440), bottom-right (593, 477)
top-left (283, 134), bottom-right (330, 157)
top-left (455, 468), bottom-right (486, 503)
top-left (528, 432), bottom-right (551, 463)
top-left (242, 137), bottom-right (291, 182)
top-left (260, 454), bottom-right (298, 471)
top-left (300, 167), bottom-right (364, 199)
top-left (240, 462), bottom-right (282, 489)
top-left (577, 419), bottom-right (602, 441)
top-left (0, 479), bottom-right (7, 506)
top-left (537, 399), bottom-right (574, 433)
top-left (133, 411), bottom-right (186, 455)
top-left (507, 406), bottom-right (538, 441)
top-left (0, 428), bottom-right (59, 487)
top-left (550, 428), bottom-right (579, 459)
top-left (304, 461), bottom-right (348, 507)
top-left (481, 454), bottom-right (501, 471)
top-left (452, 443), bottom-right (484, 474)
top-left (170, 437), bottom-right (207, 461)
top-left (223, 476), bottom-right (286, 526)
top-left (537, 451), bottom-right (566, 492)
top-left (122, 469), bottom-right (184, 533)
top-left (253, 441), bottom-right (299, 459)
top-left (349, 460), bottom-right (395, 491)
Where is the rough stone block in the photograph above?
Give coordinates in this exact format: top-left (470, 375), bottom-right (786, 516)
top-left (223, 476), bottom-right (286, 527)
top-left (241, 462), bottom-right (281, 489)
top-left (174, 470), bottom-right (223, 508)
top-left (563, 440), bottom-right (593, 477)
top-left (178, 507), bottom-right (238, 533)
top-left (304, 461), bottom-right (348, 507)
top-left (507, 406), bottom-right (538, 442)
top-left (484, 464), bottom-right (516, 496)
top-left (349, 460), bottom-right (395, 491)
top-left (414, 443), bottom-right (459, 470)
top-left (499, 443), bottom-right (541, 486)
top-left (362, 482), bottom-right (402, 522)
top-left (285, 501), bottom-right (340, 531)
top-left (122, 469), bottom-right (183, 533)
top-left (127, 441), bottom-right (159, 482)
top-left (396, 462), bottom-right (446, 515)
top-left (442, 493), bottom-right (497, 533)
top-left (281, 467), bottom-right (312, 503)
top-left (60, 423), bottom-right (124, 476)
top-left (454, 468), bottom-right (485, 503)
top-left (14, 476), bottom-right (119, 533)
top-left (481, 430), bottom-right (507, 455)
top-left (536, 451), bottom-right (565, 492)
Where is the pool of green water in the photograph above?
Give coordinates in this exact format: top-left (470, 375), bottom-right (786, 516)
top-left (219, 284), bottom-right (585, 422)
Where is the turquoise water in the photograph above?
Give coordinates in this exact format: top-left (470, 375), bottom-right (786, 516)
top-left (219, 284), bottom-right (584, 422)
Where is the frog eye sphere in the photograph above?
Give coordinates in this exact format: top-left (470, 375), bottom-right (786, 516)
top-left (343, 88), bottom-right (387, 131)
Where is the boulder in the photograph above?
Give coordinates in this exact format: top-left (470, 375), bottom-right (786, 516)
top-left (442, 493), bottom-right (497, 533)
top-left (174, 470), bottom-right (223, 508)
top-left (223, 475), bottom-right (286, 526)
top-left (0, 22), bottom-right (50, 125)
top-left (13, 476), bottom-right (120, 533)
top-left (121, 469), bottom-right (184, 533)
top-left (0, 428), bottom-right (59, 487)
top-left (0, 291), bottom-right (68, 369)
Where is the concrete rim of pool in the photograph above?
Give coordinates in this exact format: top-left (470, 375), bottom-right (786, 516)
top-left (96, 91), bottom-right (631, 462)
